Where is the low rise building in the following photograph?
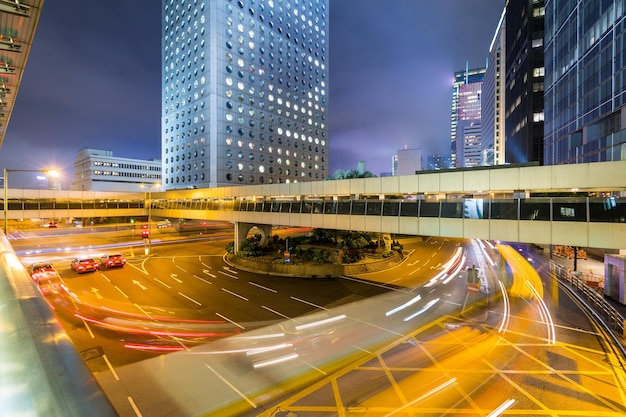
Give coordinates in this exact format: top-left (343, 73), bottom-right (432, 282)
top-left (72, 148), bottom-right (161, 192)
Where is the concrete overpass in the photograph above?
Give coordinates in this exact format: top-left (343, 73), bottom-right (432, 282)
top-left (8, 161), bottom-right (623, 249)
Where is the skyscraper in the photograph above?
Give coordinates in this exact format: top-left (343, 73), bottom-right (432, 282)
top-left (544, 0), bottom-right (626, 165)
top-left (481, 8), bottom-right (506, 166)
top-left (450, 66), bottom-right (486, 167)
top-left (504, 0), bottom-right (545, 165)
top-left (161, 0), bottom-right (329, 190)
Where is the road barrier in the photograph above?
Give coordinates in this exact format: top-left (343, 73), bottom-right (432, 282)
top-left (550, 260), bottom-right (625, 340)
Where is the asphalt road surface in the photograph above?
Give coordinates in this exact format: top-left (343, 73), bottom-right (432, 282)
top-left (17, 230), bottom-right (626, 417)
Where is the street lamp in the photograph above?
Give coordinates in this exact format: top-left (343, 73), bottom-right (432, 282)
top-left (141, 182), bottom-right (161, 254)
top-left (3, 168), bottom-right (59, 235)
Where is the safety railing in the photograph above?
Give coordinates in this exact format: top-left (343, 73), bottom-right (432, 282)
top-left (550, 260), bottom-right (625, 337)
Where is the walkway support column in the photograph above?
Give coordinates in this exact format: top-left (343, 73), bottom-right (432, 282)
top-left (234, 222), bottom-right (273, 252)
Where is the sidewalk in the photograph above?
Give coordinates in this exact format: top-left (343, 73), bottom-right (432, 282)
top-left (547, 252), bottom-right (626, 326)
top-left (548, 253), bottom-right (605, 277)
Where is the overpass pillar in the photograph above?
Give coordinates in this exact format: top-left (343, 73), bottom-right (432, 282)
top-left (234, 222), bottom-right (273, 252)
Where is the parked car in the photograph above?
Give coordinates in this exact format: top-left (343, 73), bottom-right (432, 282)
top-left (28, 262), bottom-right (58, 283)
top-left (100, 253), bottom-right (126, 268)
top-left (70, 257), bottom-right (100, 273)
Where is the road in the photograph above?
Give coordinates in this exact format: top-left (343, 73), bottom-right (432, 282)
top-left (22, 231), bottom-right (454, 370)
top-left (16, 229), bottom-right (626, 416)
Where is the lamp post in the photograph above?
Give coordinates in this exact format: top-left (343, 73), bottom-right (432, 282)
top-left (141, 182), bottom-right (161, 255)
top-left (3, 168), bottom-right (59, 235)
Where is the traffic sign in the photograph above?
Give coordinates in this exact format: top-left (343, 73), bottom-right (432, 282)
top-left (468, 283), bottom-right (480, 294)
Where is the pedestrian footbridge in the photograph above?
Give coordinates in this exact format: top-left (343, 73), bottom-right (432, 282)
top-left (4, 161), bottom-right (626, 249)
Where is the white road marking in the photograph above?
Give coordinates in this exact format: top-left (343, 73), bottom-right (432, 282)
top-left (115, 286), bottom-right (129, 299)
top-left (203, 269), bottom-right (216, 278)
top-left (171, 273), bottom-right (183, 283)
top-left (216, 312), bottom-right (245, 329)
top-left (154, 278), bottom-right (171, 289)
top-left (133, 303), bottom-right (153, 320)
top-left (127, 396), bottom-right (144, 417)
top-left (205, 364), bottom-right (257, 408)
top-left (81, 319), bottom-right (95, 338)
top-left (178, 292), bottom-right (202, 306)
top-left (102, 354), bottom-right (120, 381)
top-left (262, 305), bottom-right (290, 319)
top-left (290, 296), bottom-right (328, 310)
top-left (91, 287), bottom-right (103, 299)
top-left (250, 281), bottom-right (277, 293)
top-left (193, 274), bottom-right (212, 285)
top-left (219, 271), bottom-right (238, 279)
top-left (222, 288), bottom-right (248, 301)
top-left (132, 280), bottom-right (147, 290)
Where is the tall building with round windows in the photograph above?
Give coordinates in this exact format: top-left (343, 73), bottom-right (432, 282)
top-left (162, 0), bottom-right (329, 190)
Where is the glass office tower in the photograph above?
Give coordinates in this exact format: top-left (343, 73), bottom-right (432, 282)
top-left (450, 66), bottom-right (486, 167)
top-left (161, 0), bottom-right (329, 189)
top-left (481, 8), bottom-right (506, 166)
top-left (505, 0), bottom-right (545, 165)
top-left (544, 0), bottom-right (626, 165)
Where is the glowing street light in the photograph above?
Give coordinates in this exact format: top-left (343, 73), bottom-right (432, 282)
top-left (3, 168), bottom-right (59, 235)
top-left (141, 182), bottom-right (161, 254)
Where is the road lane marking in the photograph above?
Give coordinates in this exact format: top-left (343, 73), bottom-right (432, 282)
top-left (102, 354), bottom-right (120, 381)
top-left (115, 286), bottom-right (129, 299)
top-left (219, 271), bottom-right (238, 279)
top-left (201, 261), bottom-right (212, 269)
top-left (250, 281), bottom-right (277, 293)
top-left (133, 303), bottom-right (153, 319)
top-left (291, 296), bottom-right (328, 310)
top-left (203, 269), bottom-right (216, 278)
top-left (193, 274), bottom-right (212, 285)
top-left (215, 312), bottom-right (245, 329)
top-left (222, 288), bottom-right (248, 301)
top-left (178, 292), bottom-right (202, 306)
top-left (204, 364), bottom-right (257, 409)
top-left (171, 273), bottom-right (183, 283)
top-left (132, 280), bottom-right (147, 290)
top-left (127, 262), bottom-right (148, 275)
top-left (154, 278), bottom-right (171, 289)
top-left (176, 265), bottom-right (188, 273)
top-left (81, 319), bottom-right (95, 338)
top-left (262, 305), bottom-right (290, 319)
top-left (100, 273), bottom-right (111, 283)
top-left (223, 266), bottom-right (238, 274)
top-left (91, 287), bottom-right (103, 299)
top-left (339, 275), bottom-right (412, 294)
top-left (127, 396), bottom-right (144, 417)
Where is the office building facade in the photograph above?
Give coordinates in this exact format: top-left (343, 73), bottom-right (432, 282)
top-left (396, 148), bottom-right (422, 175)
top-left (505, 0), bottom-right (545, 165)
top-left (481, 8), bottom-right (506, 166)
top-left (72, 148), bottom-right (161, 192)
top-left (426, 154), bottom-right (453, 170)
top-left (544, 0), bottom-right (626, 165)
top-left (161, 0), bottom-right (329, 190)
top-left (451, 66), bottom-right (485, 167)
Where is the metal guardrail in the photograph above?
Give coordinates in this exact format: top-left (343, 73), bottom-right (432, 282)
top-left (550, 260), bottom-right (625, 338)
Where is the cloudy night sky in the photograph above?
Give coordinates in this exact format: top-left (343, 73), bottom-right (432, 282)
top-left (1, 0), bottom-right (504, 187)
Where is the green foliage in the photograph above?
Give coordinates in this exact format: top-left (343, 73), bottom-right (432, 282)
top-left (225, 241), bottom-right (235, 254)
top-left (230, 228), bottom-right (390, 266)
top-left (237, 234), bottom-right (264, 257)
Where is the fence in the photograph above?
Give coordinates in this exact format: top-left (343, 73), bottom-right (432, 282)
top-left (550, 260), bottom-right (625, 338)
